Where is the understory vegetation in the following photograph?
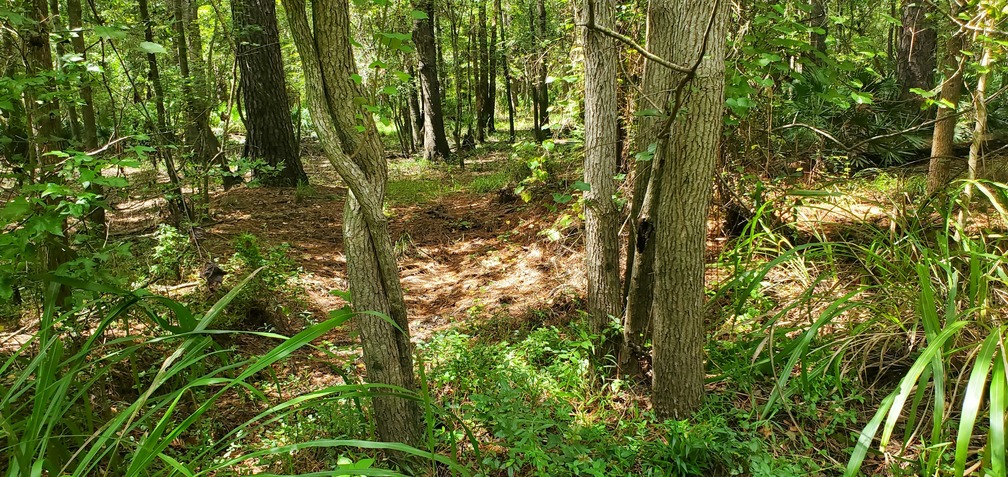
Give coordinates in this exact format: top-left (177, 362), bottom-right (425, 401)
top-left (3, 0), bottom-right (1008, 475)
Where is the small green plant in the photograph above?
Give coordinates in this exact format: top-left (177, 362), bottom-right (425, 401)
top-left (147, 224), bottom-right (189, 281)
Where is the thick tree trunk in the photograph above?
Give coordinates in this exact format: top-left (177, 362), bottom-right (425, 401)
top-left (926, 8), bottom-right (966, 195)
top-left (233, 0), bottom-right (308, 186)
top-left (581, 0), bottom-right (621, 365)
top-left (281, 0), bottom-right (422, 446)
top-left (619, 0), bottom-right (680, 379)
top-left (649, 0), bottom-right (727, 419)
top-left (26, 0), bottom-right (71, 307)
top-left (896, 1), bottom-right (937, 102)
top-left (413, 0), bottom-right (452, 161)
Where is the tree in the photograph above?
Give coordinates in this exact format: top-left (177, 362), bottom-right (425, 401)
top-left (172, 0), bottom-right (221, 168)
top-left (581, 0), bottom-right (621, 363)
top-left (809, 0), bottom-right (827, 60)
top-left (281, 0), bottom-right (422, 445)
top-left (233, 0), bottom-right (308, 186)
top-left (642, 0), bottom-right (727, 419)
top-left (926, 0), bottom-right (967, 194)
top-left (413, 0), bottom-right (452, 161)
top-left (896, 0), bottom-right (937, 102)
top-left (529, 0), bottom-right (550, 140)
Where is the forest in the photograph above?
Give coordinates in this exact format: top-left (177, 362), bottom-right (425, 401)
top-left (1, 0), bottom-right (1008, 474)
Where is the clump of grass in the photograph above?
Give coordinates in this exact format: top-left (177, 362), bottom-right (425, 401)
top-left (386, 178), bottom-right (452, 205)
top-left (469, 170), bottom-right (511, 194)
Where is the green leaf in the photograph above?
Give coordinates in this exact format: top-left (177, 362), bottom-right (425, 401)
top-left (572, 181), bottom-right (591, 192)
top-left (138, 41), bottom-right (167, 55)
top-left (409, 9), bottom-right (429, 19)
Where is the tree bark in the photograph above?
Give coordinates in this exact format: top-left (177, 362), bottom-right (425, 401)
top-left (407, 65), bottom-right (424, 150)
top-left (496, 0), bottom-right (515, 142)
top-left (581, 0), bottom-right (621, 365)
top-left (140, 0), bottom-right (191, 224)
top-left (809, 0), bottom-right (827, 62)
top-left (281, 0), bottom-right (422, 446)
top-left (487, 3), bottom-right (498, 134)
top-left (926, 2), bottom-right (967, 195)
top-left (649, 0), bottom-right (727, 419)
top-left (896, 1), bottom-right (937, 102)
top-left (233, 0), bottom-right (308, 186)
top-left (413, 0), bottom-right (452, 161)
top-left (25, 0), bottom-right (72, 307)
top-left (534, 0), bottom-right (549, 136)
top-left (619, 0), bottom-right (680, 379)
top-left (475, 1), bottom-right (489, 141)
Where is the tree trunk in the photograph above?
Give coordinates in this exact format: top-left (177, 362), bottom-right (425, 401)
top-left (475, 1), bottom-right (489, 142)
top-left (619, 0), bottom-right (680, 379)
top-left (487, 5), bottom-right (498, 134)
top-left (25, 0), bottom-right (72, 307)
top-left (497, 0), bottom-right (515, 142)
top-left (581, 0), bottom-right (621, 365)
top-left (649, 0), bottom-right (727, 419)
top-left (896, 0), bottom-right (937, 102)
top-left (233, 0), bottom-right (308, 186)
top-left (926, 5), bottom-right (967, 195)
top-left (413, 0), bottom-right (452, 161)
top-left (809, 0), bottom-right (827, 62)
top-left (534, 0), bottom-right (549, 135)
top-left (407, 65), bottom-right (424, 150)
top-left (959, 16), bottom-right (992, 227)
top-left (281, 0), bottom-right (422, 446)
top-left (140, 0), bottom-right (191, 224)
top-left (48, 0), bottom-right (81, 142)
top-left (68, 0), bottom-right (106, 231)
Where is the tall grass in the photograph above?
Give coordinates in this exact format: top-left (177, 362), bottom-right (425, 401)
top-left (0, 270), bottom-right (469, 476)
top-left (717, 178), bottom-right (1008, 476)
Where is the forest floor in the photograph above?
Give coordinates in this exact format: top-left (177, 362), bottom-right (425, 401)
top-left (6, 135), bottom-right (1008, 476)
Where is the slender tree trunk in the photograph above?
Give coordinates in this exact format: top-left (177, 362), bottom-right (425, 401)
top-left (809, 0), bottom-right (827, 62)
top-left (896, 0), bottom-right (937, 103)
top-left (582, 0), bottom-right (621, 365)
top-left (497, 0), bottom-right (515, 142)
top-left (447, 6), bottom-right (463, 148)
top-left (475, 1), bottom-right (489, 142)
top-left (281, 0), bottom-right (422, 446)
top-left (233, 0), bottom-right (307, 186)
top-left (649, 0), bottom-right (727, 419)
top-left (528, 0), bottom-right (541, 141)
top-left (413, 0), bottom-right (452, 161)
top-left (407, 65), bottom-right (424, 150)
top-left (48, 0), bottom-right (81, 142)
top-left (960, 17), bottom-right (992, 227)
top-left (926, 3), bottom-right (967, 195)
top-left (487, 5), bottom-right (497, 134)
top-left (535, 0), bottom-right (549, 135)
top-left (140, 0), bottom-right (190, 224)
top-left (68, 0), bottom-right (106, 231)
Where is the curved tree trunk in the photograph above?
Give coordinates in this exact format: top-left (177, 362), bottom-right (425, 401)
top-left (281, 0), bottom-right (422, 446)
top-left (233, 0), bottom-right (308, 186)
